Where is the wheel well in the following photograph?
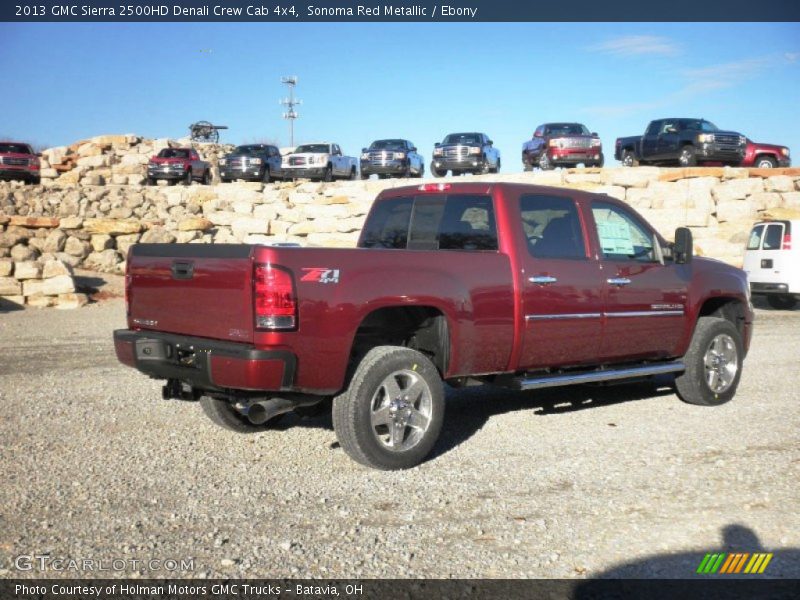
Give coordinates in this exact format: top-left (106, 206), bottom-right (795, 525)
top-left (349, 306), bottom-right (449, 375)
top-left (754, 153), bottom-right (775, 162)
top-left (699, 297), bottom-right (746, 336)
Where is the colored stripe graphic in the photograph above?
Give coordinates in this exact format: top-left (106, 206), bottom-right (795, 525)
top-left (699, 552), bottom-right (774, 574)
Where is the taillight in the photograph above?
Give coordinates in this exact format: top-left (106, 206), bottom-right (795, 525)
top-left (418, 183), bottom-right (451, 192)
top-left (783, 233), bottom-right (792, 250)
top-left (125, 272), bottom-right (132, 317)
top-left (254, 264), bottom-right (297, 330)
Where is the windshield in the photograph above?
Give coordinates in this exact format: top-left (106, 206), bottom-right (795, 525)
top-left (443, 133), bottom-right (480, 145)
top-left (370, 140), bottom-right (406, 150)
top-left (294, 144), bottom-right (330, 153)
top-left (157, 149), bottom-right (191, 159)
top-left (684, 120), bottom-right (718, 132)
top-left (0, 143), bottom-right (33, 154)
top-left (547, 124), bottom-right (590, 136)
top-left (234, 145), bottom-right (267, 154)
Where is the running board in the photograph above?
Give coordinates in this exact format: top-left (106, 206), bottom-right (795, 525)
top-left (513, 361), bottom-right (685, 391)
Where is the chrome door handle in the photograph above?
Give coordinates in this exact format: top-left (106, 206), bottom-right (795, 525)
top-left (607, 277), bottom-right (632, 286)
top-left (529, 275), bottom-right (558, 285)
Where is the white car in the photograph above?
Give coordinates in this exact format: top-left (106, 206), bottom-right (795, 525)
top-left (281, 142), bottom-right (358, 182)
top-left (743, 219), bottom-right (799, 310)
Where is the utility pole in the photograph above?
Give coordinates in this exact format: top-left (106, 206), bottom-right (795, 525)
top-left (280, 76), bottom-right (301, 148)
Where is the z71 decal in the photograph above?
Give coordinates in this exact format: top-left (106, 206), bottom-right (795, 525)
top-left (301, 267), bottom-right (341, 284)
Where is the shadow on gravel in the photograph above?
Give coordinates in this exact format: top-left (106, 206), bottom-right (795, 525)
top-left (288, 376), bottom-right (677, 462)
top-left (573, 524), bottom-right (800, 594)
top-left (0, 297), bottom-right (24, 312)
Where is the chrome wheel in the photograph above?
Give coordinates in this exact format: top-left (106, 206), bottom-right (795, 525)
top-left (538, 153), bottom-right (551, 170)
top-left (704, 334), bottom-right (738, 394)
top-left (370, 369), bottom-right (432, 452)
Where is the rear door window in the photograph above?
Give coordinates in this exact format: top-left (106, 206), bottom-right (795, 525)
top-left (520, 194), bottom-right (586, 259)
top-left (359, 195), bottom-right (497, 251)
top-left (747, 225), bottom-right (765, 250)
top-left (762, 223), bottom-right (784, 250)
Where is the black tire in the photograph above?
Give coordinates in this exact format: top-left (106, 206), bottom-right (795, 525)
top-left (523, 162), bottom-right (533, 172)
top-left (679, 145), bottom-right (697, 167)
top-left (183, 169), bottom-right (193, 186)
top-left (766, 294), bottom-right (798, 310)
top-left (431, 163), bottom-right (445, 178)
top-left (492, 158), bottom-right (501, 174)
top-left (621, 150), bottom-right (638, 167)
top-left (403, 163), bottom-right (412, 179)
top-left (595, 153), bottom-right (605, 168)
top-left (361, 172), bottom-right (370, 180)
top-left (261, 166), bottom-right (272, 184)
top-left (754, 155), bottom-right (777, 169)
top-left (350, 167), bottom-right (358, 181)
top-left (450, 170), bottom-right (460, 177)
top-left (538, 153), bottom-right (552, 171)
top-left (30, 176), bottom-right (41, 185)
top-left (202, 170), bottom-right (212, 185)
top-left (332, 346), bottom-right (445, 470)
top-left (221, 177), bottom-right (231, 183)
top-left (417, 164), bottom-right (425, 178)
top-left (477, 158), bottom-right (490, 175)
top-left (323, 165), bottom-right (333, 182)
top-left (675, 317), bottom-right (743, 407)
top-left (146, 177), bottom-right (156, 186)
top-left (199, 396), bottom-right (283, 433)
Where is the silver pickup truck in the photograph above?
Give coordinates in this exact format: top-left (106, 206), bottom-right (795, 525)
top-left (281, 142), bottom-right (358, 181)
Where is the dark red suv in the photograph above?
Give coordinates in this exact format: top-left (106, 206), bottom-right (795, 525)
top-left (0, 142), bottom-right (40, 184)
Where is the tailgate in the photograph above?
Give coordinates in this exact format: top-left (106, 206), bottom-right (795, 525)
top-left (128, 244), bottom-right (255, 343)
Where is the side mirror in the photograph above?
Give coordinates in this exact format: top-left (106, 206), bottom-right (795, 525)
top-left (487, 140), bottom-right (493, 145)
top-left (591, 132), bottom-right (598, 137)
top-left (434, 142), bottom-right (441, 147)
top-left (674, 227), bottom-right (693, 264)
top-left (410, 147), bottom-right (417, 152)
top-left (362, 147), bottom-right (367, 153)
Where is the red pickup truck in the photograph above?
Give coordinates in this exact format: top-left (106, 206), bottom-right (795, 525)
top-left (0, 141), bottom-right (40, 184)
top-left (114, 182), bottom-right (754, 470)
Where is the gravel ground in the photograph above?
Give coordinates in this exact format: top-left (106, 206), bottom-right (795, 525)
top-left (0, 295), bottom-right (798, 580)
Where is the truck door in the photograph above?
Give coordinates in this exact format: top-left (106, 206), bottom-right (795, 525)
top-left (190, 151), bottom-right (200, 177)
top-left (656, 120), bottom-right (680, 161)
top-left (332, 144), bottom-right (343, 176)
top-left (517, 193), bottom-right (605, 369)
top-left (589, 200), bottom-right (689, 361)
top-left (641, 120), bottom-right (661, 160)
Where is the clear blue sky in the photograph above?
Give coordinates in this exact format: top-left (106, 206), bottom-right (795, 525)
top-left (1, 22), bottom-right (798, 170)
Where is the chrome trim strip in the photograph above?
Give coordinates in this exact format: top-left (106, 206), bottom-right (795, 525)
top-left (605, 310), bottom-right (684, 318)
top-left (526, 313), bottom-right (602, 321)
top-left (516, 361), bottom-right (685, 391)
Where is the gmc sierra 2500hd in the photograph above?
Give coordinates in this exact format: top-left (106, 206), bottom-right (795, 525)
top-left (115, 182), bottom-right (754, 470)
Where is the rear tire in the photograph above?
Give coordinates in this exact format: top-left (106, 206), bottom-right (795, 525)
top-left (766, 294), bottom-right (798, 310)
top-left (621, 150), bottom-right (638, 167)
top-left (332, 346), bottom-right (445, 470)
top-left (199, 396), bottom-right (283, 433)
top-left (675, 317), bottom-right (743, 407)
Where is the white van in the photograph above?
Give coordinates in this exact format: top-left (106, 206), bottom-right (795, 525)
top-left (743, 219), bottom-right (799, 310)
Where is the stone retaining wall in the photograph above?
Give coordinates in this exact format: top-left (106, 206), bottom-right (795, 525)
top-left (2, 161), bottom-right (800, 309)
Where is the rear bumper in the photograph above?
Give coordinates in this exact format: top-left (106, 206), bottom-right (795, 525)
top-left (750, 282), bottom-right (796, 295)
top-left (114, 329), bottom-right (296, 392)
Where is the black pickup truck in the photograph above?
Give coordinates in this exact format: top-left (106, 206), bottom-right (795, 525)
top-left (219, 144), bottom-right (283, 183)
top-left (615, 118), bottom-right (747, 167)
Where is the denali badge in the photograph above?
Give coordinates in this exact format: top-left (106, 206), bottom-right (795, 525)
top-left (132, 318), bottom-right (158, 327)
top-left (301, 267), bottom-right (340, 284)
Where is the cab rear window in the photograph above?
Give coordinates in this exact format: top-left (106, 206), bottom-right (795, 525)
top-left (359, 195), bottom-right (497, 251)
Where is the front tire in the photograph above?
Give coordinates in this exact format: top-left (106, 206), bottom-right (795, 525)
top-left (199, 396), bottom-right (283, 433)
top-left (183, 169), bottom-right (193, 186)
top-left (754, 155), bottom-right (777, 169)
top-left (202, 169), bottom-right (212, 185)
top-left (538, 153), bottom-right (552, 171)
top-left (431, 163), bottom-right (445, 177)
top-left (766, 294), bottom-right (798, 310)
top-left (675, 317), bottom-right (743, 406)
top-left (332, 346), bottom-right (445, 470)
top-left (323, 165), bottom-right (333, 182)
top-left (261, 166), bottom-right (272, 184)
top-left (679, 145), bottom-right (697, 167)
